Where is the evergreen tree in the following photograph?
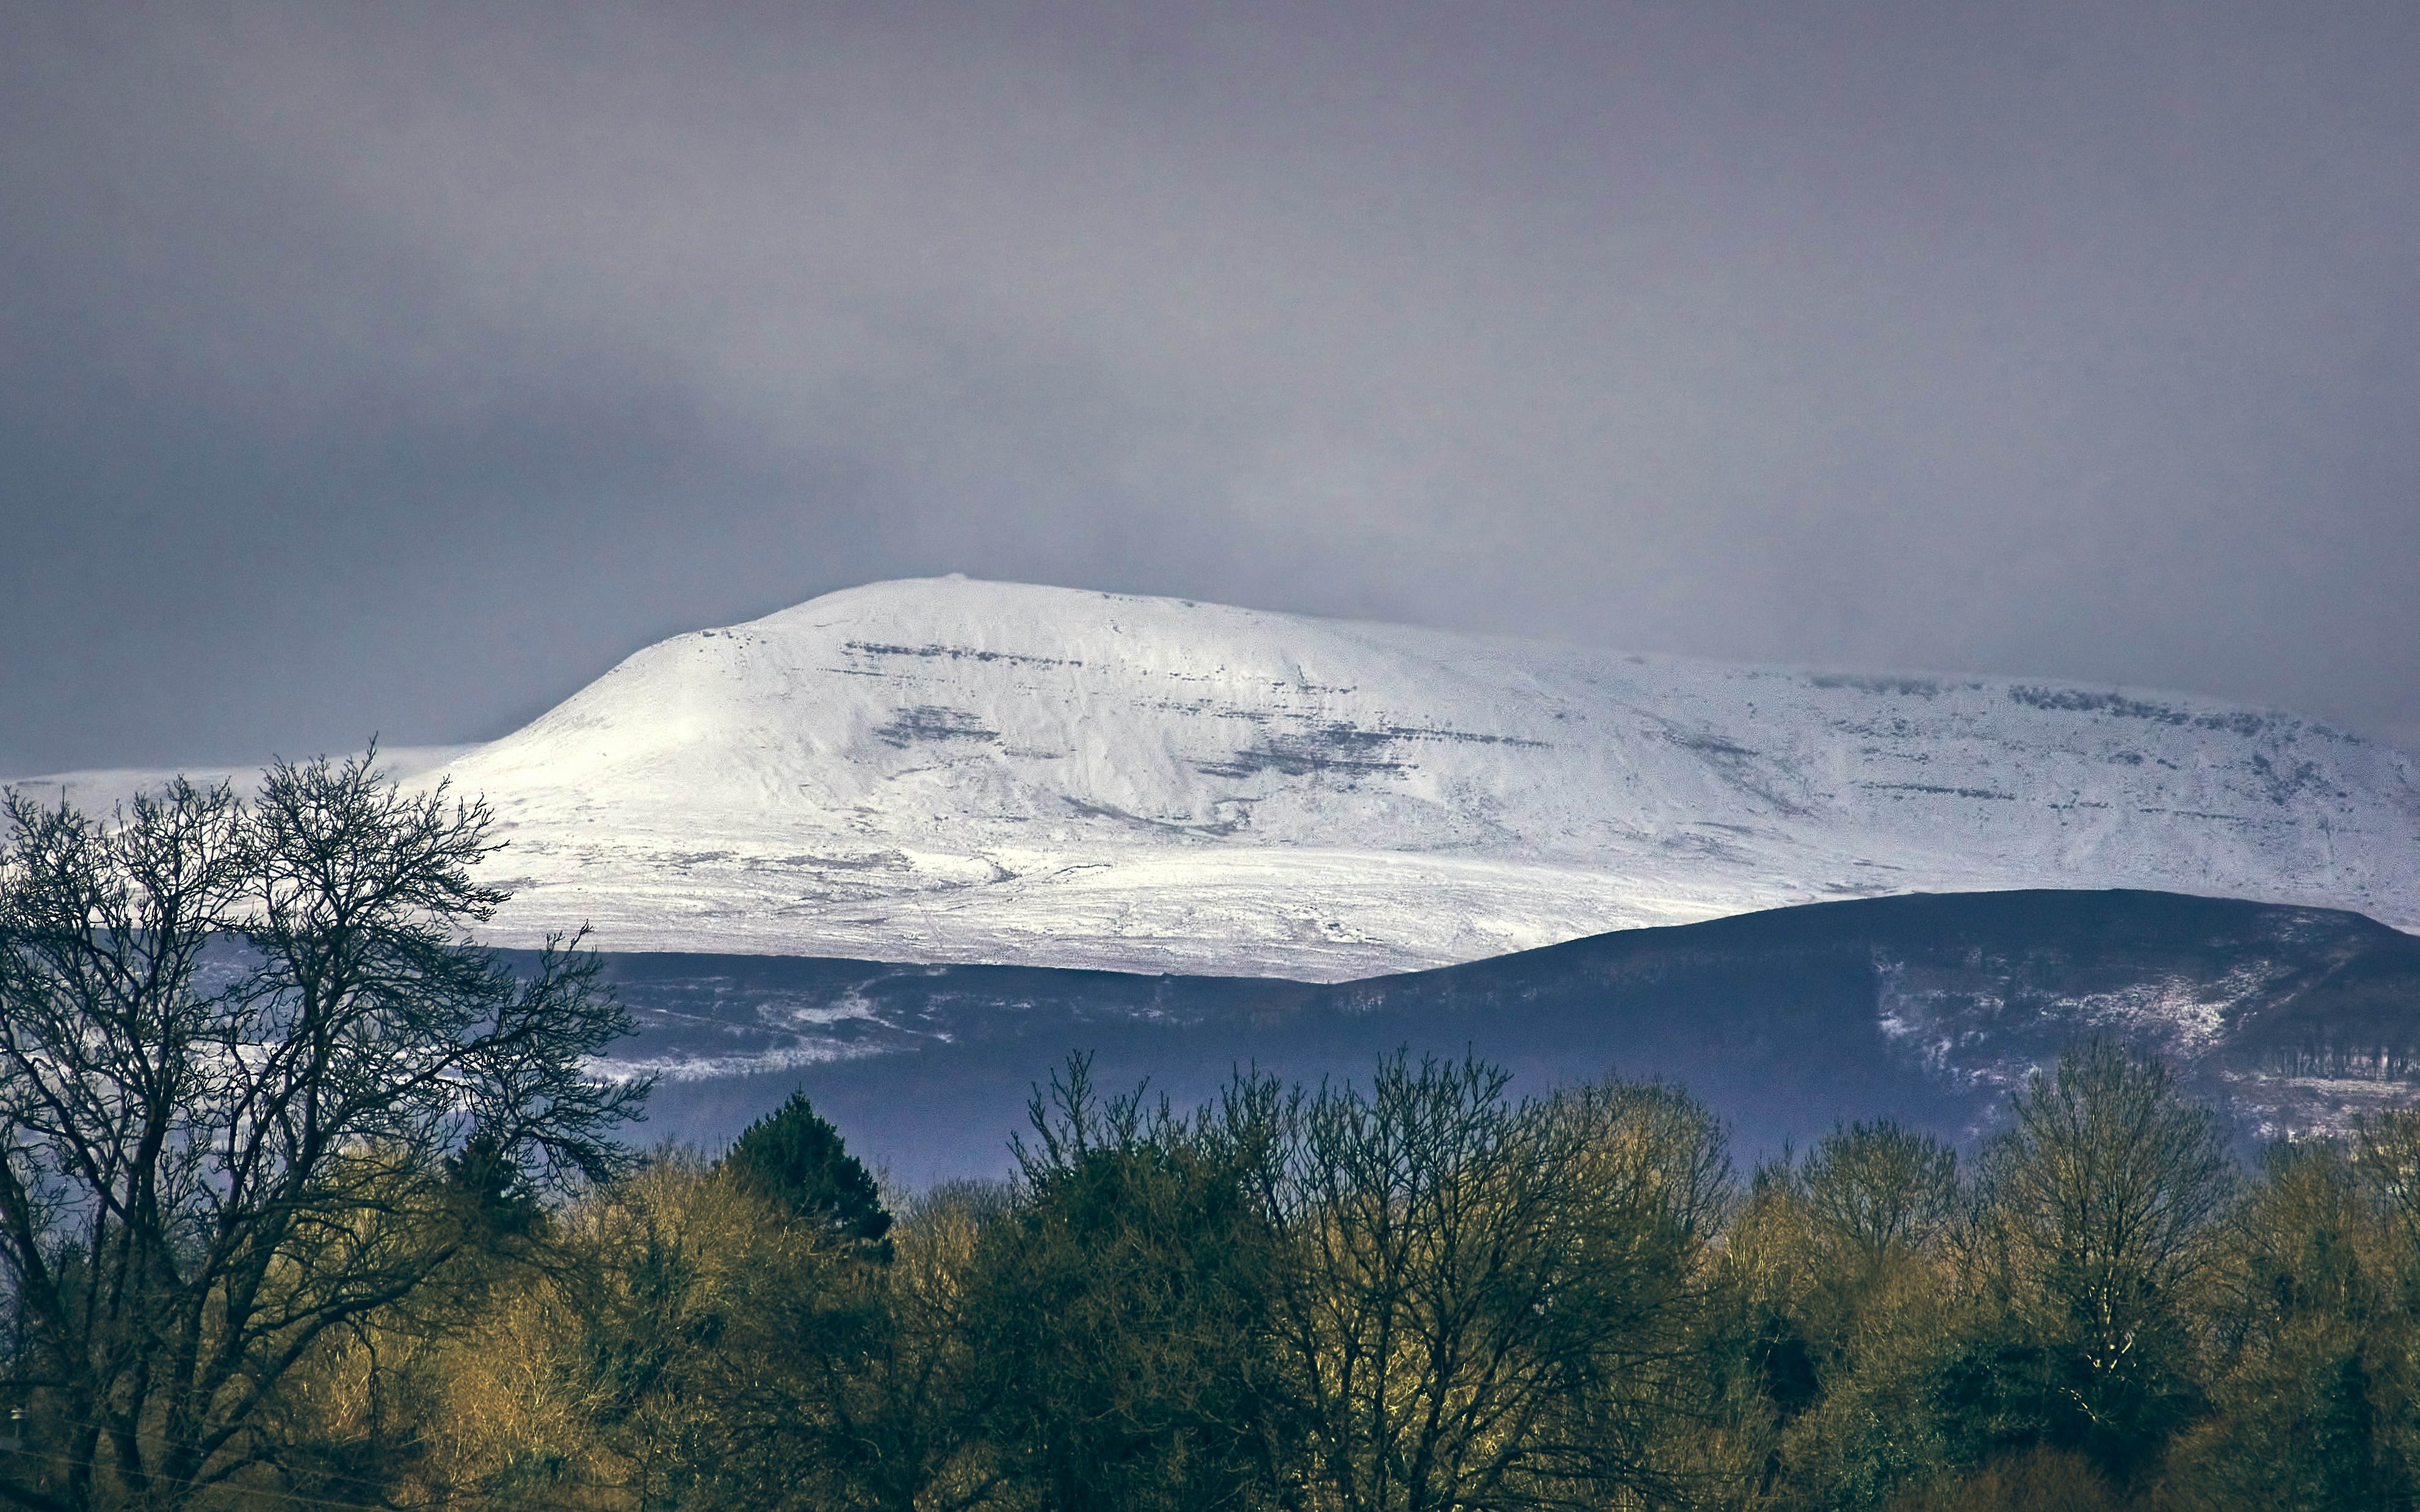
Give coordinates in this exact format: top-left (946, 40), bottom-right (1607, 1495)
top-left (719, 1091), bottom-right (893, 1254)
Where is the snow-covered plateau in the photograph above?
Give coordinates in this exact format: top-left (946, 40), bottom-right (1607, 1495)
top-left (15, 577), bottom-right (2420, 982)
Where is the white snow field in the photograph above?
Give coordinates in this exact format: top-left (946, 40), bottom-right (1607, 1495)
top-left (13, 578), bottom-right (2419, 981)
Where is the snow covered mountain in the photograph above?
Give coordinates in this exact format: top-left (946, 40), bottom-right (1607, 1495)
top-left (391, 577), bottom-right (2419, 980)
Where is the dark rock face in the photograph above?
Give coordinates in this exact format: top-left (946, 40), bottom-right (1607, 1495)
top-left (545, 889), bottom-right (2420, 1187)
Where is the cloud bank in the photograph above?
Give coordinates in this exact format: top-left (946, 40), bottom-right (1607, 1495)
top-left (3, 1), bottom-right (2415, 770)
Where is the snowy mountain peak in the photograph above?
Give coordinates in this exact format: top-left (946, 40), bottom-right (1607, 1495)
top-left (416, 577), bottom-right (2420, 980)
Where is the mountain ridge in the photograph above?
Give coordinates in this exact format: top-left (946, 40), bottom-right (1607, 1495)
top-left (12, 577), bottom-right (2417, 980)
top-left (427, 577), bottom-right (2420, 977)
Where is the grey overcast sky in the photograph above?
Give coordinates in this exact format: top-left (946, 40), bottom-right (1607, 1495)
top-left (3, 1), bottom-right (2416, 773)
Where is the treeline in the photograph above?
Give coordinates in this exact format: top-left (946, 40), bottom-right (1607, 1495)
top-left (23, 1046), bottom-right (2420, 1511)
top-left (6, 764), bottom-right (2420, 1510)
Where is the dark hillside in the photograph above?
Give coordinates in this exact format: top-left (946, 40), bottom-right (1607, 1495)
top-left (548, 889), bottom-right (2420, 1184)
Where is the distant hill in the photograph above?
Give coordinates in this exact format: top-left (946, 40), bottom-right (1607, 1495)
top-left (579, 889), bottom-right (2420, 1187)
top-left (18, 579), bottom-right (2416, 982)
top-left (399, 577), bottom-right (2420, 980)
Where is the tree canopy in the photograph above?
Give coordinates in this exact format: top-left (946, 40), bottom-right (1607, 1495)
top-left (0, 753), bottom-right (646, 1512)
top-left (718, 1091), bottom-right (891, 1251)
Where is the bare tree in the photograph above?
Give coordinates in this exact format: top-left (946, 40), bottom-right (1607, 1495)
top-left (1235, 1054), bottom-right (1731, 1512)
top-left (1800, 1120), bottom-right (1960, 1272)
top-left (1972, 1038), bottom-right (2233, 1478)
top-left (2352, 1107), bottom-right (2420, 1247)
top-left (0, 753), bottom-right (645, 1512)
